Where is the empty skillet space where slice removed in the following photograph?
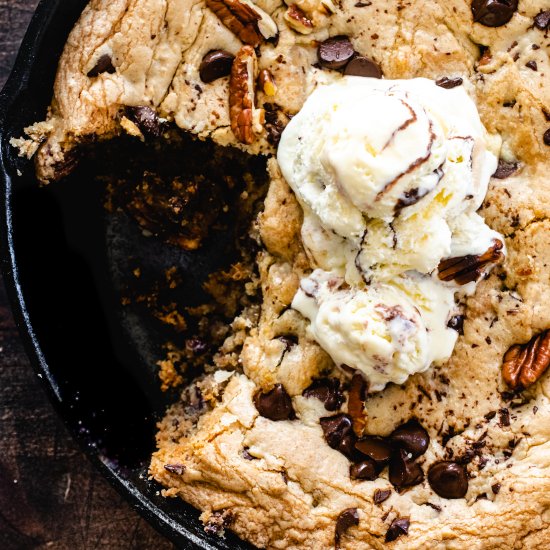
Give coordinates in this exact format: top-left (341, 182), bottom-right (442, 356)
top-left (4, 120), bottom-right (266, 549)
top-left (10, 129), bottom-right (269, 468)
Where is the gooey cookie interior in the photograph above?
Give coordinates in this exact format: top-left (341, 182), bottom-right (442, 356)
top-left (13, 0), bottom-right (550, 547)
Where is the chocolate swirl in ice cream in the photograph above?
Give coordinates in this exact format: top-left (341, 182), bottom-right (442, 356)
top-left (278, 77), bottom-right (505, 390)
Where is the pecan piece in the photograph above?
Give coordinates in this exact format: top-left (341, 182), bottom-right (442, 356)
top-left (284, 4), bottom-right (314, 34)
top-left (437, 239), bottom-right (504, 285)
top-left (229, 46), bottom-right (263, 144)
top-left (348, 372), bottom-right (367, 436)
top-left (258, 69), bottom-right (277, 96)
top-left (502, 330), bottom-right (550, 389)
top-left (206, 0), bottom-right (277, 47)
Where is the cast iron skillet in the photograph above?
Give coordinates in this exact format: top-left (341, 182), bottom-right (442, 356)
top-left (0, 1), bottom-right (254, 548)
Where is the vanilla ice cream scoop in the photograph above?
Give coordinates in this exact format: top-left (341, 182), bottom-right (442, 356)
top-left (293, 270), bottom-right (458, 391)
top-left (278, 76), bottom-right (505, 389)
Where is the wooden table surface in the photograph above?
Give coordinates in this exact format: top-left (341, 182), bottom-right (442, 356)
top-left (0, 1), bottom-right (175, 548)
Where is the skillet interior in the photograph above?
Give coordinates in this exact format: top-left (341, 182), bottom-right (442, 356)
top-left (0, 0), bottom-right (254, 548)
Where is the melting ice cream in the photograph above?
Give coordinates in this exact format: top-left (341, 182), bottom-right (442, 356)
top-left (278, 77), bottom-right (504, 390)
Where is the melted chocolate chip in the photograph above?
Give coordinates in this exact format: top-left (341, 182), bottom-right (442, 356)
top-left (125, 106), bottom-right (165, 138)
top-left (526, 60), bottom-right (538, 71)
top-left (164, 463), bottom-right (185, 475)
top-left (492, 482), bottom-right (501, 494)
top-left (471, 0), bottom-right (518, 27)
top-left (373, 488), bottom-right (392, 504)
top-left (344, 56), bottom-right (382, 78)
top-left (544, 128), bottom-right (550, 146)
top-left (435, 76), bottom-right (463, 89)
top-left (87, 54), bottom-right (116, 77)
top-left (303, 378), bottom-right (344, 411)
top-left (447, 315), bottom-right (465, 335)
top-left (389, 419), bottom-right (429, 457)
top-left (335, 508), bottom-right (359, 549)
top-left (492, 159), bottom-right (519, 179)
top-left (318, 36), bottom-right (355, 70)
top-left (385, 517), bottom-right (410, 542)
top-left (254, 384), bottom-right (295, 421)
top-left (338, 434), bottom-right (360, 459)
top-left (350, 459), bottom-right (378, 480)
top-left (355, 436), bottom-right (392, 466)
top-left (534, 10), bottom-right (550, 30)
top-left (428, 461), bottom-right (468, 499)
top-left (320, 414), bottom-right (357, 458)
top-left (389, 449), bottom-right (424, 489)
top-left (199, 50), bottom-right (235, 83)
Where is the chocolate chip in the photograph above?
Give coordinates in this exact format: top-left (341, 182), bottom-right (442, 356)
top-left (254, 384), bottom-right (295, 421)
top-left (389, 419), bottom-right (429, 457)
top-left (544, 128), bottom-right (550, 146)
top-left (526, 60), bottom-right (538, 71)
top-left (344, 56), bottom-right (382, 78)
top-left (335, 508), bottom-right (359, 549)
top-left (428, 461), bottom-right (468, 499)
top-left (447, 315), bottom-right (465, 335)
top-left (186, 337), bottom-right (207, 355)
top-left (125, 106), bottom-right (164, 138)
top-left (303, 378), bottom-right (344, 411)
top-left (492, 159), bottom-right (518, 179)
top-left (350, 459), bottom-right (378, 481)
top-left (389, 448), bottom-right (424, 489)
top-left (385, 517), bottom-right (409, 543)
top-left (204, 510), bottom-right (234, 536)
top-left (355, 436), bottom-right (392, 466)
top-left (87, 54), bottom-right (116, 77)
top-left (435, 76), bottom-right (463, 89)
top-left (471, 0), bottom-right (518, 27)
top-left (498, 407), bottom-right (510, 427)
top-left (534, 10), bottom-right (550, 30)
top-left (264, 103), bottom-right (288, 146)
top-left (164, 463), bottom-right (185, 475)
top-left (242, 447), bottom-right (256, 460)
top-left (199, 50), bottom-right (235, 83)
top-left (373, 488), bottom-right (392, 504)
top-left (320, 414), bottom-right (357, 458)
top-left (491, 482), bottom-right (501, 494)
top-left (318, 36), bottom-right (355, 70)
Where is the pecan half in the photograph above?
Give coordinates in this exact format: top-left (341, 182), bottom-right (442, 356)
top-left (437, 239), bottom-right (504, 285)
top-left (230, 46), bottom-right (263, 144)
top-left (502, 330), bottom-right (550, 389)
top-left (284, 4), bottom-right (314, 34)
top-left (206, 0), bottom-right (277, 47)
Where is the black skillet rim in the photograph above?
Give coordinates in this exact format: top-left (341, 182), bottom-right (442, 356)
top-left (0, 1), bottom-right (241, 548)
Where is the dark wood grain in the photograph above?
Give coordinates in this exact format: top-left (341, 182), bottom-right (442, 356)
top-left (0, 1), bottom-right (175, 548)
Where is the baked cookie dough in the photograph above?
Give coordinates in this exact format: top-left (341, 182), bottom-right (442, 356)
top-left (17, 0), bottom-right (550, 547)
